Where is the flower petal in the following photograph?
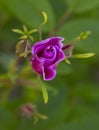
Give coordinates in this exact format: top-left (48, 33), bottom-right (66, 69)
top-left (31, 38), bottom-right (51, 55)
top-left (49, 37), bottom-right (64, 48)
top-left (31, 37), bottom-right (65, 81)
top-left (55, 45), bottom-right (65, 63)
top-left (31, 55), bottom-right (44, 75)
top-left (44, 45), bottom-right (65, 67)
top-left (42, 65), bottom-right (56, 81)
top-left (31, 37), bottom-right (64, 55)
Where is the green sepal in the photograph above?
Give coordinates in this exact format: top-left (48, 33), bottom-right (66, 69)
top-left (19, 35), bottom-right (28, 40)
top-left (64, 59), bottom-right (71, 64)
top-left (28, 29), bottom-right (38, 35)
top-left (12, 29), bottom-right (24, 34)
top-left (73, 31), bottom-right (91, 44)
top-left (19, 50), bottom-right (31, 57)
top-left (16, 40), bottom-right (25, 54)
top-left (72, 53), bottom-right (95, 58)
top-left (23, 25), bottom-right (28, 34)
top-left (80, 31), bottom-right (91, 40)
top-left (28, 36), bottom-right (34, 41)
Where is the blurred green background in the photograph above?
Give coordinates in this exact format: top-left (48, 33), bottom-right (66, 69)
top-left (0, 0), bottom-right (99, 130)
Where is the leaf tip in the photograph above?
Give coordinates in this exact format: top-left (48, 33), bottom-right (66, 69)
top-left (41, 11), bottom-right (48, 26)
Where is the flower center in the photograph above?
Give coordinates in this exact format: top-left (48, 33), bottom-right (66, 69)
top-left (37, 45), bottom-right (55, 59)
top-left (46, 45), bottom-right (54, 54)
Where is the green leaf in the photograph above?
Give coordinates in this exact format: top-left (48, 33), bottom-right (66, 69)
top-left (19, 35), bottom-right (28, 40)
top-left (36, 112), bottom-right (48, 120)
top-left (23, 25), bottom-right (28, 34)
top-left (41, 83), bottom-right (48, 104)
top-left (28, 29), bottom-right (38, 35)
top-left (12, 29), bottom-right (24, 34)
top-left (58, 19), bottom-right (99, 55)
top-left (39, 79), bottom-right (48, 104)
top-left (19, 50), bottom-right (31, 57)
top-left (66, 0), bottom-right (99, 13)
top-left (16, 40), bottom-right (24, 53)
top-left (28, 36), bottom-right (34, 41)
top-left (0, 0), bottom-right (55, 31)
top-left (41, 11), bottom-right (48, 26)
top-left (72, 53), bottom-right (95, 58)
top-left (64, 59), bottom-right (71, 64)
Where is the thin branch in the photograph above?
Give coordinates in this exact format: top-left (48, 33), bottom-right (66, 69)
top-left (49, 9), bottom-right (72, 37)
top-left (38, 27), bottom-right (42, 41)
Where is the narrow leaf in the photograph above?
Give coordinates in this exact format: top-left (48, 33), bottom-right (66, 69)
top-left (23, 25), bottom-right (28, 34)
top-left (64, 59), bottom-right (71, 64)
top-left (41, 84), bottom-right (48, 104)
top-left (41, 11), bottom-right (48, 26)
top-left (16, 40), bottom-right (24, 53)
top-left (28, 29), bottom-right (38, 35)
top-left (19, 50), bottom-right (31, 57)
top-left (12, 29), bottom-right (24, 34)
top-left (19, 35), bottom-right (28, 40)
top-left (28, 36), bottom-right (34, 41)
top-left (37, 113), bottom-right (48, 120)
top-left (72, 53), bottom-right (95, 58)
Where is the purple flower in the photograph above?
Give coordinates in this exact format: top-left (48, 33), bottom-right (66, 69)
top-left (31, 37), bottom-right (65, 81)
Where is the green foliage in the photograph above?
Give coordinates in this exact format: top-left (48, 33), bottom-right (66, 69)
top-left (41, 11), bottom-right (48, 26)
top-left (66, 0), bottom-right (99, 13)
top-left (0, 0), bottom-right (55, 31)
top-left (58, 19), bottom-right (99, 54)
top-left (0, 108), bottom-right (17, 130)
top-left (39, 79), bottom-right (48, 104)
top-left (71, 53), bottom-right (95, 58)
top-left (0, 0), bottom-right (99, 130)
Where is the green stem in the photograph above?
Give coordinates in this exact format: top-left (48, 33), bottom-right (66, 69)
top-left (38, 27), bottom-right (42, 41)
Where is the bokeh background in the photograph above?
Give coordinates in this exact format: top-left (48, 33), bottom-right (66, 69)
top-left (0, 0), bottom-right (99, 130)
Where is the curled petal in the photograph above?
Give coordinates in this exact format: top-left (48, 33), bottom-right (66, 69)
top-left (31, 56), bottom-right (44, 75)
top-left (31, 38), bottom-right (51, 55)
top-left (55, 45), bottom-right (65, 63)
top-left (32, 37), bottom-right (64, 55)
top-left (44, 45), bottom-right (65, 67)
top-left (49, 37), bottom-right (64, 48)
top-left (31, 37), bottom-right (65, 81)
top-left (42, 65), bottom-right (56, 81)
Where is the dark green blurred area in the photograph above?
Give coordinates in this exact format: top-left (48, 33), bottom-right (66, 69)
top-left (0, 0), bottom-right (99, 130)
